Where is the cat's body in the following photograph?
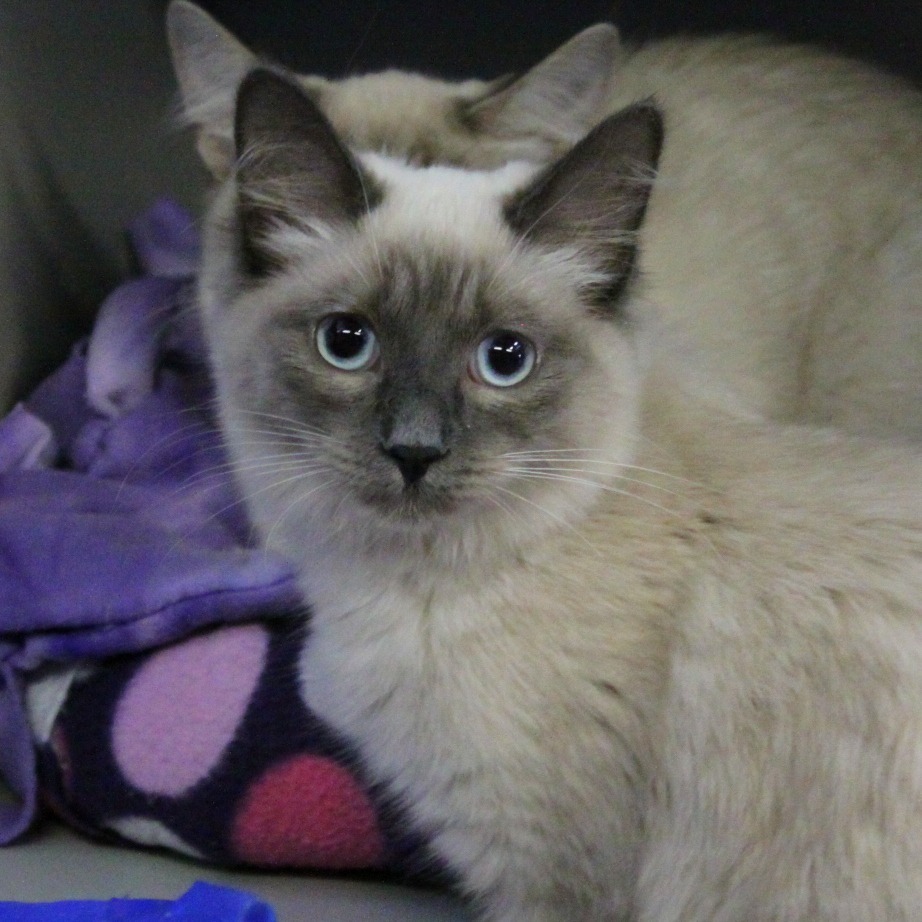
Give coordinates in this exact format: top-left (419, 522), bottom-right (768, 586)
top-left (193, 66), bottom-right (922, 920)
top-left (296, 384), bottom-right (922, 922)
top-left (169, 1), bottom-right (922, 439)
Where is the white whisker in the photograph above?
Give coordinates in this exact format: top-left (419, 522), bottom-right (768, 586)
top-left (500, 450), bottom-right (696, 485)
top-left (182, 462), bottom-right (334, 545)
top-left (264, 478), bottom-right (337, 550)
top-left (482, 486), bottom-right (535, 534)
top-left (490, 483), bottom-right (601, 555)
top-left (503, 466), bottom-right (685, 499)
top-left (235, 409), bottom-right (343, 445)
top-left (504, 468), bottom-right (677, 517)
top-left (113, 415), bottom-right (221, 499)
top-left (168, 451), bottom-right (328, 497)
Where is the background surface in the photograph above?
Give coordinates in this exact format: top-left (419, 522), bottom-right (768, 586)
top-left (199, 0), bottom-right (922, 83)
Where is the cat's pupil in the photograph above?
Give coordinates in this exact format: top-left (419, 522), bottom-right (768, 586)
top-left (324, 314), bottom-right (368, 359)
top-left (486, 334), bottom-right (528, 377)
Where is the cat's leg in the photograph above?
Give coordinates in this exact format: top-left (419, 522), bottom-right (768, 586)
top-left (434, 826), bottom-right (637, 922)
top-left (634, 733), bottom-right (922, 921)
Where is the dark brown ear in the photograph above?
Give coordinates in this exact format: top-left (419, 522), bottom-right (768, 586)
top-left (234, 68), bottom-right (378, 275)
top-left (505, 102), bottom-right (664, 313)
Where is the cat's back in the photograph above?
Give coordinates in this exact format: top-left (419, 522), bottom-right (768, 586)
top-left (656, 397), bottom-right (922, 705)
top-left (611, 34), bottom-right (922, 141)
top-left (609, 34), bottom-right (922, 434)
top-left (609, 33), bottom-right (922, 244)
top-left (608, 34), bottom-right (921, 261)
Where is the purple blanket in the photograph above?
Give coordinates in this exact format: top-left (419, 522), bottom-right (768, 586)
top-left (0, 202), bottom-right (304, 842)
top-left (2, 202), bottom-right (433, 878)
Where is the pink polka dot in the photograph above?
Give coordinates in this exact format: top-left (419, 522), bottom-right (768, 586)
top-left (231, 754), bottom-right (386, 869)
top-left (112, 624), bottom-right (269, 796)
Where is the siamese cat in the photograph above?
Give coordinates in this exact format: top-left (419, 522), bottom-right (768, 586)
top-left (195, 65), bottom-right (922, 920)
top-left (168, 0), bottom-right (922, 441)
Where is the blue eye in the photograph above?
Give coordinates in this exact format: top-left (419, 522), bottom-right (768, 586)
top-left (316, 313), bottom-right (378, 371)
top-left (472, 331), bottom-right (536, 387)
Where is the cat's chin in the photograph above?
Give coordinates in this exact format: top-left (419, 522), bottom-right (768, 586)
top-left (359, 484), bottom-right (462, 522)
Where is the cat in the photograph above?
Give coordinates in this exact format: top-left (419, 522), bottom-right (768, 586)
top-left (194, 65), bottom-right (922, 921)
top-left (168, 0), bottom-right (922, 441)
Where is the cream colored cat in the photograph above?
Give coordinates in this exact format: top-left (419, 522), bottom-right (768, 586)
top-left (196, 65), bottom-right (922, 920)
top-left (168, 0), bottom-right (922, 440)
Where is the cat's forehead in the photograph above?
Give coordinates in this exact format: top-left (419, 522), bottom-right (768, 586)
top-left (358, 153), bottom-right (539, 256)
top-left (267, 154), bottom-right (593, 335)
top-left (322, 70), bottom-right (490, 118)
top-left (307, 156), bottom-right (581, 333)
top-left (367, 249), bottom-right (511, 336)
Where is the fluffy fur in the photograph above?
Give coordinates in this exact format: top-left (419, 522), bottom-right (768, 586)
top-left (168, 1), bottom-right (922, 440)
top-left (194, 67), bottom-right (922, 920)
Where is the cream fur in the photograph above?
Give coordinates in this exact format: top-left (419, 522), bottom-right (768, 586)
top-left (598, 37), bottom-right (922, 438)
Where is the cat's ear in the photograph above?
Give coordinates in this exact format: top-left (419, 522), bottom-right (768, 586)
top-left (462, 24), bottom-right (620, 149)
top-left (234, 68), bottom-right (377, 275)
top-left (167, 1), bottom-right (329, 179)
top-left (506, 102), bottom-right (663, 312)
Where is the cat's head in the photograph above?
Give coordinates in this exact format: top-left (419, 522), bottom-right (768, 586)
top-left (167, 0), bottom-right (620, 177)
top-left (202, 69), bottom-right (662, 564)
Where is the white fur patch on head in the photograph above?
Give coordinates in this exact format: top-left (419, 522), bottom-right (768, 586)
top-left (356, 154), bottom-right (541, 257)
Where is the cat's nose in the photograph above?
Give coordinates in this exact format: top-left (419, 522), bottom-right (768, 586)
top-left (383, 443), bottom-right (448, 487)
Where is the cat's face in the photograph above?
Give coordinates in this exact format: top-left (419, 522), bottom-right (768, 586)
top-left (167, 0), bottom-right (619, 176)
top-left (199, 70), bottom-right (661, 563)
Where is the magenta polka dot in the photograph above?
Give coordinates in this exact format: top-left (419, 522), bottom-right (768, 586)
top-left (231, 754), bottom-right (386, 869)
top-left (112, 624), bottom-right (269, 796)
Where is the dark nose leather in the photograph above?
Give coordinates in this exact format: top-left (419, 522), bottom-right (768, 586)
top-left (384, 443), bottom-right (447, 487)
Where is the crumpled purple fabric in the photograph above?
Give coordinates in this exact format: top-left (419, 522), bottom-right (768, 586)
top-left (0, 200), bottom-right (303, 843)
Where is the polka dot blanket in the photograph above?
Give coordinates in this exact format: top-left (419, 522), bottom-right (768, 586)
top-left (0, 201), bottom-right (432, 878)
top-left (31, 620), bottom-right (428, 874)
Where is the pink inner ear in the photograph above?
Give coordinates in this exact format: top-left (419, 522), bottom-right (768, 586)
top-left (111, 624), bottom-right (270, 797)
